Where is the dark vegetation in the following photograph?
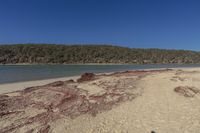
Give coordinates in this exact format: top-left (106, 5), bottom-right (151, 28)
top-left (0, 44), bottom-right (200, 64)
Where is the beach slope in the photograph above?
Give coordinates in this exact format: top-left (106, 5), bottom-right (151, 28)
top-left (1, 68), bottom-right (200, 133)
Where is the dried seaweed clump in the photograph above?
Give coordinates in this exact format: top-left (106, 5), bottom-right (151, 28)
top-left (77, 73), bottom-right (95, 82)
top-left (174, 86), bottom-right (200, 97)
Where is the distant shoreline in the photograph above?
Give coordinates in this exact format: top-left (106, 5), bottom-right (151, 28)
top-left (0, 63), bottom-right (199, 66)
top-left (0, 63), bottom-right (134, 66)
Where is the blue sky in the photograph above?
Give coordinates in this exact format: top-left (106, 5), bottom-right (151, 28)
top-left (0, 0), bottom-right (200, 50)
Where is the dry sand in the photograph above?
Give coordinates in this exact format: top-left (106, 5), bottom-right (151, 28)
top-left (1, 68), bottom-right (200, 133)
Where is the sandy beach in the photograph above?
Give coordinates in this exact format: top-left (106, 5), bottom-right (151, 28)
top-left (0, 76), bottom-right (79, 95)
top-left (1, 68), bottom-right (200, 133)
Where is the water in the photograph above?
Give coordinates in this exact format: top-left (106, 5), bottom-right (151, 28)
top-left (0, 64), bottom-right (200, 84)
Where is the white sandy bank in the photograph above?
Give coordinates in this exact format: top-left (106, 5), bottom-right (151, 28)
top-left (0, 76), bottom-right (79, 94)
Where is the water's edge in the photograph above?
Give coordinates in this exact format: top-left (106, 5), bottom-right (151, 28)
top-left (1, 64), bottom-right (200, 84)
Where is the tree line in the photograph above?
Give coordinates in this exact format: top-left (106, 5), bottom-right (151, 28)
top-left (0, 44), bottom-right (199, 64)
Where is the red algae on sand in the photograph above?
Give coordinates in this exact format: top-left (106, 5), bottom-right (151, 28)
top-left (0, 69), bottom-right (169, 133)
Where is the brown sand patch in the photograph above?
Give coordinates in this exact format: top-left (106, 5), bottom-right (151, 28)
top-left (77, 73), bottom-right (96, 82)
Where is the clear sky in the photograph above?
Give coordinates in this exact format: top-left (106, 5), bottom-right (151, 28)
top-left (0, 0), bottom-right (200, 50)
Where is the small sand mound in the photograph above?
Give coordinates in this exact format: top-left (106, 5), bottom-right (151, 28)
top-left (174, 86), bottom-right (200, 97)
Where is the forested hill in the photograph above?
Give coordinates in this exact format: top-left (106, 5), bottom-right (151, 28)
top-left (0, 44), bottom-right (200, 64)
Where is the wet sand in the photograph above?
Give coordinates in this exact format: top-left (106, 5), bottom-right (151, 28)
top-left (1, 68), bottom-right (200, 133)
top-left (0, 76), bottom-right (79, 94)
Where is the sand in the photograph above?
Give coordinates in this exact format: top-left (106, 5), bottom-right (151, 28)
top-left (0, 76), bottom-right (79, 94)
top-left (1, 68), bottom-right (200, 133)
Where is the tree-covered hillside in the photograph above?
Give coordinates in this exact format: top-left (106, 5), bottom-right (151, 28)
top-left (0, 44), bottom-right (200, 64)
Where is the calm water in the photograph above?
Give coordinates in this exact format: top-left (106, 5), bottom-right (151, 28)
top-left (0, 64), bottom-right (200, 84)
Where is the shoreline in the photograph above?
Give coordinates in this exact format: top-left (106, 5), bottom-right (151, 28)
top-left (1, 63), bottom-right (200, 66)
top-left (0, 76), bottom-right (79, 94)
top-left (0, 63), bottom-right (135, 66)
top-left (0, 67), bottom-right (199, 95)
